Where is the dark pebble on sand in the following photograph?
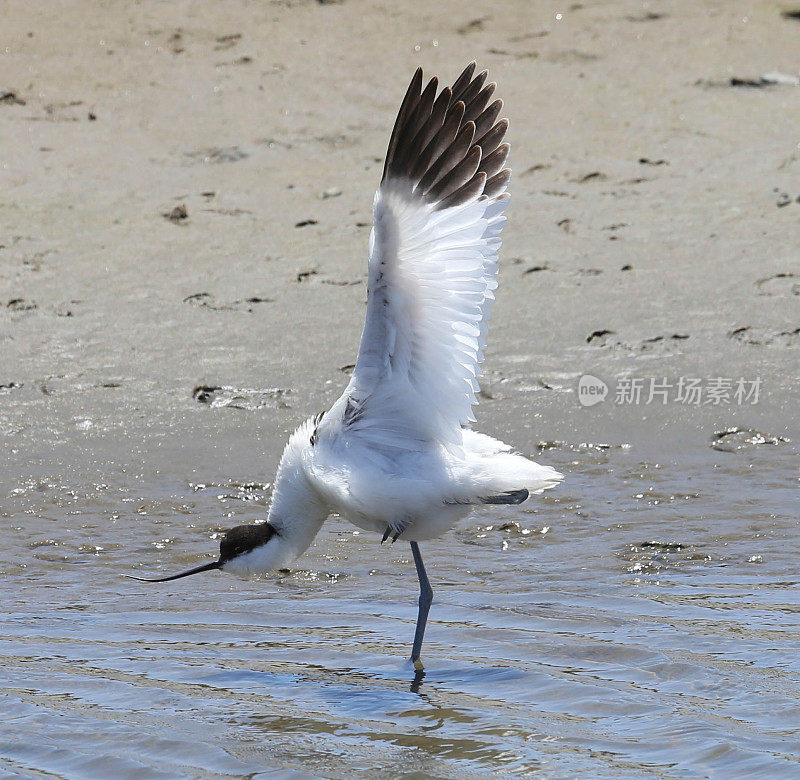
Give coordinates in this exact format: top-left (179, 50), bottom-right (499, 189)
top-left (164, 204), bottom-right (188, 223)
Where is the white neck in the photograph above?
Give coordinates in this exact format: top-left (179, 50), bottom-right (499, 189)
top-left (222, 421), bottom-right (329, 576)
top-left (267, 437), bottom-right (329, 563)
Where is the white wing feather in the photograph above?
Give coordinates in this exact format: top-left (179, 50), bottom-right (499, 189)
top-left (343, 183), bottom-right (507, 451)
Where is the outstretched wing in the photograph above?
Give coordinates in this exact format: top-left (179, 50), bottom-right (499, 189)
top-left (341, 63), bottom-right (510, 453)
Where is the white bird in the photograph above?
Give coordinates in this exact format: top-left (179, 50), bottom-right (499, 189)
top-left (131, 63), bottom-right (563, 668)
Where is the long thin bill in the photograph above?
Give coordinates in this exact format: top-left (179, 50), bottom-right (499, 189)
top-left (124, 560), bottom-right (221, 582)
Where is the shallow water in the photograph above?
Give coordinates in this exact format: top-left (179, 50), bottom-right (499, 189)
top-left (2, 437), bottom-right (798, 778)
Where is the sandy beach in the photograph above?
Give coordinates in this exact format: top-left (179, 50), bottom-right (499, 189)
top-left (2, 1), bottom-right (799, 777)
top-left (3, 0), bottom-right (799, 475)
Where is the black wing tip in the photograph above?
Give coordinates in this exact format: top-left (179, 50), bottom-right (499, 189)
top-left (480, 488), bottom-right (529, 505)
top-left (382, 67), bottom-right (424, 181)
top-left (484, 169), bottom-right (512, 200)
top-left (382, 63), bottom-right (510, 206)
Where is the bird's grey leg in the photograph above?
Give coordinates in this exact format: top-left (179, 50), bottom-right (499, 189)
top-left (409, 541), bottom-right (433, 670)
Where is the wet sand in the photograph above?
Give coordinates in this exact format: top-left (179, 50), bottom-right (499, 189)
top-left (2, 1), bottom-right (799, 777)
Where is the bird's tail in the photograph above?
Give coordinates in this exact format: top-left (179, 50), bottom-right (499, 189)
top-left (453, 430), bottom-right (563, 503)
top-left (475, 450), bottom-right (563, 496)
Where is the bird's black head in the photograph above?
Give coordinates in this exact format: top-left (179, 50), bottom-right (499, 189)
top-left (219, 522), bottom-right (278, 563)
